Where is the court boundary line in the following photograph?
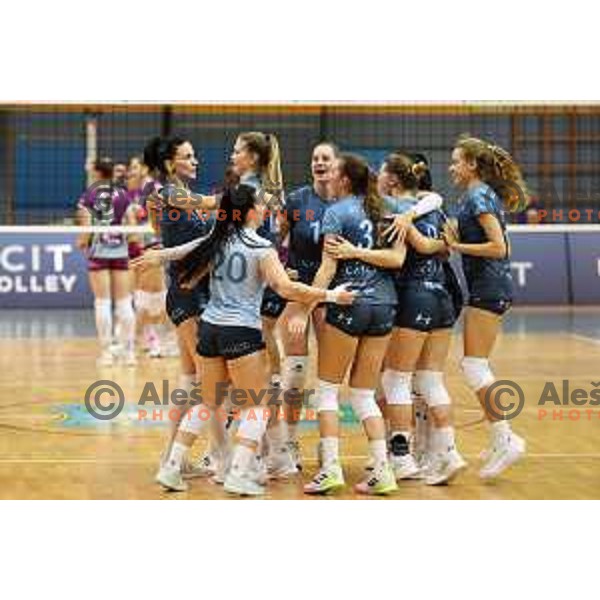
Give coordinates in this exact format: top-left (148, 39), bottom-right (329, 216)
top-left (0, 225), bottom-right (152, 234)
top-left (571, 333), bottom-right (600, 346)
top-left (1, 453), bottom-right (600, 464)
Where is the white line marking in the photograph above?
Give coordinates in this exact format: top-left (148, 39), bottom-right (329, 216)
top-left (1, 453), bottom-right (600, 464)
top-left (0, 225), bottom-right (153, 234)
top-left (571, 334), bottom-right (600, 346)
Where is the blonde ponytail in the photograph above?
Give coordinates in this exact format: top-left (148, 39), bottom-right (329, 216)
top-left (238, 131), bottom-right (284, 204)
top-left (263, 133), bottom-right (284, 197)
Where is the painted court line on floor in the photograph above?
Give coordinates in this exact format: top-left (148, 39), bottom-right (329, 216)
top-left (571, 333), bottom-right (600, 346)
top-left (1, 453), bottom-right (600, 464)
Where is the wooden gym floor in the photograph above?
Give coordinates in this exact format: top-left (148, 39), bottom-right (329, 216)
top-left (1, 307), bottom-right (599, 500)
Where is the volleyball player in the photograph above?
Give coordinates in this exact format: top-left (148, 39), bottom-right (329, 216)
top-left (126, 155), bottom-right (166, 358)
top-left (276, 141), bottom-right (339, 470)
top-left (76, 157), bottom-right (137, 367)
top-left (375, 153), bottom-right (466, 485)
top-left (399, 151), bottom-right (438, 468)
top-left (142, 136), bottom-right (225, 476)
top-left (443, 135), bottom-right (527, 479)
top-left (290, 153), bottom-right (405, 495)
top-left (134, 184), bottom-right (355, 495)
top-left (230, 132), bottom-right (286, 388)
top-left (113, 162), bottom-right (128, 189)
top-left (228, 132), bottom-right (296, 475)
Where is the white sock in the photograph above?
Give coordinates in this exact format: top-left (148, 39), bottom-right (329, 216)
top-left (94, 299), bottom-right (112, 351)
top-left (369, 439), bottom-right (388, 466)
top-left (491, 420), bottom-right (511, 443)
top-left (230, 445), bottom-right (256, 475)
top-left (166, 441), bottom-right (187, 470)
top-left (432, 427), bottom-right (456, 454)
top-left (414, 396), bottom-right (429, 454)
top-left (321, 437), bottom-right (339, 467)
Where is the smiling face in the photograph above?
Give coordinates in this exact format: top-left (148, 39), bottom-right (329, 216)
top-left (311, 143), bottom-right (336, 184)
top-left (231, 137), bottom-right (258, 177)
top-left (168, 141), bottom-right (198, 181)
top-left (449, 146), bottom-right (477, 188)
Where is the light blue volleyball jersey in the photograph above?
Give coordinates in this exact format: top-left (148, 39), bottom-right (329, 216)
top-left (201, 227), bottom-right (273, 329)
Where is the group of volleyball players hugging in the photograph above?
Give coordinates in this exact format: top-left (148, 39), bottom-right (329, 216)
top-left (77, 130), bottom-right (528, 497)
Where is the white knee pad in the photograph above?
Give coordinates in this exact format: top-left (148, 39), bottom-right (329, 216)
top-left (415, 370), bottom-right (451, 407)
top-left (146, 291), bottom-right (166, 317)
top-left (381, 369), bottom-right (413, 405)
top-left (179, 404), bottom-right (212, 435)
top-left (315, 380), bottom-right (340, 413)
top-left (237, 407), bottom-right (269, 443)
top-left (94, 298), bottom-right (112, 311)
top-left (115, 296), bottom-right (135, 324)
top-left (349, 387), bottom-right (381, 421)
top-left (284, 356), bottom-right (308, 390)
top-left (412, 370), bottom-right (425, 397)
top-left (461, 357), bottom-right (494, 391)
